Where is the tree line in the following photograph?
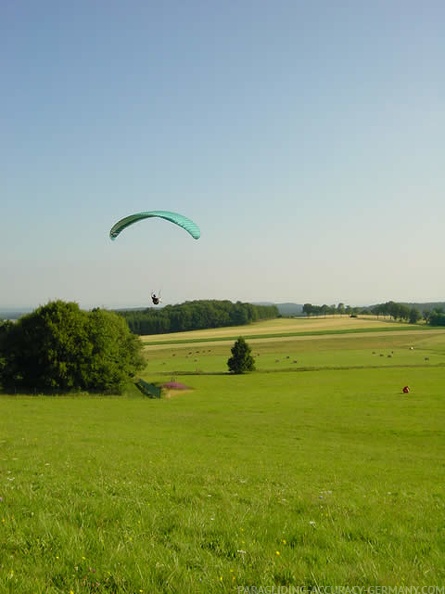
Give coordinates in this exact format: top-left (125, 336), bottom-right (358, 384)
top-left (302, 303), bottom-right (364, 317)
top-left (117, 300), bottom-right (279, 335)
top-left (369, 300), bottom-right (445, 325)
top-left (303, 300), bottom-right (445, 326)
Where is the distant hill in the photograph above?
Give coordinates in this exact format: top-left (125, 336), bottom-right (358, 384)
top-left (0, 307), bottom-right (33, 320)
top-left (275, 302), bottom-right (304, 316)
top-left (252, 302), bottom-right (304, 316)
top-left (399, 302), bottom-right (445, 313)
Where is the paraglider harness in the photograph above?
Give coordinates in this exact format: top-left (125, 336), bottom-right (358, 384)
top-left (151, 292), bottom-right (161, 305)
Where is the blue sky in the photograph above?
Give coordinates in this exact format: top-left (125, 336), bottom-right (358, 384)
top-left (2, 0), bottom-right (444, 309)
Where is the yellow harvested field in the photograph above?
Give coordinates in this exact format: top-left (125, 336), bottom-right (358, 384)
top-left (141, 315), bottom-right (409, 343)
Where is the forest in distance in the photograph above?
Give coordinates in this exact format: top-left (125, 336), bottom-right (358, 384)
top-left (116, 299), bottom-right (445, 335)
top-left (116, 300), bottom-right (278, 335)
top-left (2, 299), bottom-right (445, 332)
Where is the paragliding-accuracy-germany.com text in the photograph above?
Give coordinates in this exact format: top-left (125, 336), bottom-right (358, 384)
top-left (237, 587), bottom-right (445, 594)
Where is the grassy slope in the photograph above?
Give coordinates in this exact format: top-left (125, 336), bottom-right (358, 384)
top-left (1, 320), bottom-right (444, 592)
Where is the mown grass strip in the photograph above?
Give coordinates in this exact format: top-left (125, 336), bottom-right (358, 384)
top-left (142, 324), bottom-right (434, 346)
top-left (154, 362), bottom-right (445, 376)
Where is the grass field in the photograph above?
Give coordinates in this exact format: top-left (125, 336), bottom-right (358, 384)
top-left (1, 317), bottom-right (445, 593)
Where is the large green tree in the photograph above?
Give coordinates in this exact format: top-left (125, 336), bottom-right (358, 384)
top-left (227, 337), bottom-right (256, 374)
top-left (0, 300), bottom-right (145, 394)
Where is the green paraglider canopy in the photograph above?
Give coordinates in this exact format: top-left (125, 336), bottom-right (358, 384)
top-left (109, 210), bottom-right (200, 241)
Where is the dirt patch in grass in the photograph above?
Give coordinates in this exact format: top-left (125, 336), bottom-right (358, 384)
top-left (163, 389), bottom-right (193, 399)
top-left (162, 381), bottom-right (193, 399)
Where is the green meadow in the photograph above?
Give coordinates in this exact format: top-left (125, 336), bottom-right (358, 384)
top-left (1, 318), bottom-right (445, 593)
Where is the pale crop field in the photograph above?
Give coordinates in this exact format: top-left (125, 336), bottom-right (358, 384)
top-left (1, 320), bottom-right (445, 593)
top-left (141, 315), bottom-right (410, 344)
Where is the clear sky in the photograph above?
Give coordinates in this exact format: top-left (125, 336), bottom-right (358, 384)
top-left (2, 0), bottom-right (444, 309)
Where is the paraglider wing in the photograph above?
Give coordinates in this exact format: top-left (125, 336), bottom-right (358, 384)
top-left (109, 210), bottom-right (200, 241)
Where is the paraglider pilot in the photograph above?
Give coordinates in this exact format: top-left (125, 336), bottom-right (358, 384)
top-left (151, 293), bottom-right (160, 305)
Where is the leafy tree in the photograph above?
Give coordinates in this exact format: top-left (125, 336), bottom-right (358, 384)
top-left (303, 303), bottom-right (314, 316)
top-left (0, 300), bottom-right (145, 394)
top-left (0, 320), bottom-right (13, 379)
top-left (80, 307), bottom-right (145, 392)
top-left (320, 304), bottom-right (330, 317)
top-left (429, 312), bottom-right (445, 326)
top-left (337, 303), bottom-right (345, 315)
top-left (227, 337), bottom-right (256, 374)
top-left (408, 307), bottom-right (421, 324)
